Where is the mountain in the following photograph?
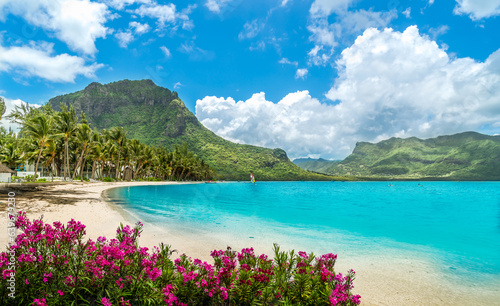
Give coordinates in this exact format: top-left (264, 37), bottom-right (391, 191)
top-left (293, 158), bottom-right (340, 173)
top-left (315, 132), bottom-right (500, 180)
top-left (48, 79), bottom-right (336, 181)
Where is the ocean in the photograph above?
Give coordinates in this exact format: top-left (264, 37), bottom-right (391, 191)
top-left (108, 181), bottom-right (500, 285)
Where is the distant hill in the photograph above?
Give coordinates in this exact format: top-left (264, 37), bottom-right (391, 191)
top-left (316, 132), bottom-right (500, 180)
top-left (293, 158), bottom-right (340, 173)
top-left (48, 80), bottom-right (336, 181)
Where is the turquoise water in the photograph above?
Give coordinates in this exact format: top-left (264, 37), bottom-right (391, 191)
top-left (109, 181), bottom-right (500, 282)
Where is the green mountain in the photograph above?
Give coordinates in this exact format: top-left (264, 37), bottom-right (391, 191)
top-left (293, 158), bottom-right (340, 173)
top-left (48, 79), bottom-right (335, 181)
top-left (311, 132), bottom-right (500, 180)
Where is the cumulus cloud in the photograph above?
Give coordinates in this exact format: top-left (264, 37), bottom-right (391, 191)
top-left (0, 0), bottom-right (109, 55)
top-left (0, 97), bottom-right (41, 131)
top-left (129, 21), bottom-right (151, 34)
top-left (133, 2), bottom-right (195, 30)
top-left (0, 41), bottom-right (103, 82)
top-left (196, 26), bottom-right (500, 159)
top-left (114, 21), bottom-right (151, 48)
top-left (115, 30), bottom-right (134, 48)
top-left (307, 9), bottom-right (396, 66)
top-left (205, 0), bottom-right (232, 14)
top-left (454, 0), bottom-right (500, 20)
top-left (295, 68), bottom-right (308, 79)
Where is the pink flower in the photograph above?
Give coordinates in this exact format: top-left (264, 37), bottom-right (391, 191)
top-left (33, 298), bottom-right (47, 306)
top-left (101, 297), bottom-right (112, 306)
top-left (25, 279), bottom-right (29, 285)
top-left (57, 290), bottom-right (64, 296)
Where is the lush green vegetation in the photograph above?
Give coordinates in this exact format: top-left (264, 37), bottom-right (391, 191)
top-left (293, 158), bottom-right (341, 173)
top-left (48, 80), bottom-right (338, 181)
top-left (297, 132), bottom-right (500, 180)
top-left (0, 212), bottom-right (361, 305)
top-left (1, 101), bottom-right (216, 182)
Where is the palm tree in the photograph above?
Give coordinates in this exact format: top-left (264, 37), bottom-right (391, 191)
top-left (72, 123), bottom-right (92, 180)
top-left (0, 143), bottom-right (23, 170)
top-left (43, 139), bottom-right (57, 181)
top-left (24, 114), bottom-right (53, 179)
top-left (0, 97), bottom-right (6, 120)
top-left (55, 105), bottom-right (78, 180)
top-left (109, 127), bottom-right (127, 181)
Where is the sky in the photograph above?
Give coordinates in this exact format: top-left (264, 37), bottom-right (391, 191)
top-left (1, 0), bottom-right (500, 160)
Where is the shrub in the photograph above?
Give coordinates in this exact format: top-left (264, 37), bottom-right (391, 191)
top-left (102, 177), bottom-right (114, 182)
top-left (37, 178), bottom-right (47, 182)
top-left (0, 212), bottom-right (361, 305)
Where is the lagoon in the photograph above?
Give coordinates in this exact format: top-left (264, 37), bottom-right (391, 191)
top-left (109, 181), bottom-right (500, 286)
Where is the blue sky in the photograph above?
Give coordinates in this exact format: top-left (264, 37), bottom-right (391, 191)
top-left (1, 0), bottom-right (500, 159)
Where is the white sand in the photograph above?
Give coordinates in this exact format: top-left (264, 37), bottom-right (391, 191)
top-left (0, 181), bottom-right (498, 305)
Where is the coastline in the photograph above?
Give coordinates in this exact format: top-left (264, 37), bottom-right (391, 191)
top-left (1, 181), bottom-right (499, 305)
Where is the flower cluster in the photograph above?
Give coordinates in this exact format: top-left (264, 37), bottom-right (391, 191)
top-left (0, 212), bottom-right (360, 305)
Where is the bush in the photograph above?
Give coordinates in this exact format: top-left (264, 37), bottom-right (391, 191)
top-left (37, 178), bottom-right (47, 182)
top-left (0, 212), bottom-right (361, 305)
top-left (101, 177), bottom-right (114, 182)
top-left (74, 176), bottom-right (90, 182)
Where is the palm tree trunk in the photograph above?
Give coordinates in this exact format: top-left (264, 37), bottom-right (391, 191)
top-left (34, 140), bottom-right (45, 180)
top-left (115, 145), bottom-right (121, 181)
top-left (91, 160), bottom-right (96, 180)
top-left (65, 138), bottom-right (70, 180)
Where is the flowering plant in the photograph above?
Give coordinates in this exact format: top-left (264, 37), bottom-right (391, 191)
top-left (0, 212), bottom-right (360, 305)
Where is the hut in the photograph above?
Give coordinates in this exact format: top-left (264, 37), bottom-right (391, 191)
top-left (0, 163), bottom-right (14, 182)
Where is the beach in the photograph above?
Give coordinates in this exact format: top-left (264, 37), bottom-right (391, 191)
top-left (1, 181), bottom-right (498, 305)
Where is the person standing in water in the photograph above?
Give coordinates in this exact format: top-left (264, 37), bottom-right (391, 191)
top-left (250, 173), bottom-right (256, 184)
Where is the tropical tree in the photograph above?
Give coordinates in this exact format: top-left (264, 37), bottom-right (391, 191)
top-left (109, 127), bottom-right (127, 181)
top-left (24, 114), bottom-right (53, 179)
top-left (55, 105), bottom-right (78, 180)
top-left (72, 123), bottom-right (92, 180)
top-left (0, 142), bottom-right (23, 170)
top-left (0, 97), bottom-right (5, 120)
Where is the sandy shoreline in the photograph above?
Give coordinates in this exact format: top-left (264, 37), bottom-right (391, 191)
top-left (1, 181), bottom-right (498, 305)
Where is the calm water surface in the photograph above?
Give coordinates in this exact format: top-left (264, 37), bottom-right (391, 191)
top-left (109, 181), bottom-right (500, 282)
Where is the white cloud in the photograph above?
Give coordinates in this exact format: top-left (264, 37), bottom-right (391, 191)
top-left (309, 0), bottom-right (353, 17)
top-left (160, 45), bottom-right (171, 57)
top-left (0, 41), bottom-right (103, 82)
top-left (133, 2), bottom-right (194, 30)
top-left (307, 9), bottom-right (396, 66)
top-left (178, 41), bottom-right (214, 61)
top-left (281, 0), bottom-right (291, 7)
top-left (428, 25), bottom-right (449, 40)
top-left (205, 0), bottom-right (232, 14)
top-left (238, 19), bottom-right (265, 40)
top-left (454, 0), bottom-right (500, 20)
top-left (129, 21), bottom-right (151, 34)
top-left (0, 0), bottom-right (109, 55)
top-left (249, 41), bottom-right (266, 51)
top-left (279, 58), bottom-right (298, 66)
top-left (295, 68), bottom-right (308, 79)
top-left (196, 26), bottom-right (500, 159)
top-left (114, 21), bottom-right (150, 48)
top-left (403, 7), bottom-right (411, 18)
top-left (103, 0), bottom-right (151, 10)
top-left (115, 30), bottom-right (134, 48)
top-left (173, 81), bottom-right (183, 89)
top-left (0, 97), bottom-right (41, 131)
